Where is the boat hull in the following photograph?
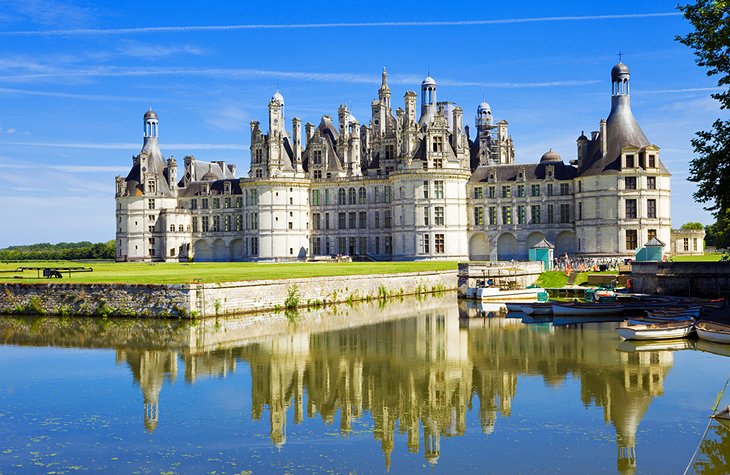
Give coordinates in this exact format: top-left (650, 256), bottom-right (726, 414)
top-left (616, 323), bottom-right (694, 341)
top-left (552, 303), bottom-right (624, 316)
top-left (475, 287), bottom-right (546, 302)
top-left (696, 321), bottom-right (730, 344)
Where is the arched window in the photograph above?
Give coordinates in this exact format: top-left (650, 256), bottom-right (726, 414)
top-left (338, 188), bottom-right (346, 205)
top-left (348, 188), bottom-right (356, 205)
top-left (358, 187), bottom-right (367, 204)
top-left (178, 224), bottom-right (184, 232)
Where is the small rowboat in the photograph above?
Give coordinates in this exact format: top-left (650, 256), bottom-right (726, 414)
top-left (695, 320), bottom-right (730, 344)
top-left (552, 302), bottom-right (624, 316)
top-left (627, 315), bottom-right (695, 325)
top-left (616, 320), bottom-right (695, 341)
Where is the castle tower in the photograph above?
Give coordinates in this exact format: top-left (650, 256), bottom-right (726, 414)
top-left (420, 75), bottom-right (437, 124)
top-left (378, 67), bottom-right (391, 110)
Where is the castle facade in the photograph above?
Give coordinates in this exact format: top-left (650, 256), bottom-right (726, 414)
top-left (115, 63), bottom-right (671, 262)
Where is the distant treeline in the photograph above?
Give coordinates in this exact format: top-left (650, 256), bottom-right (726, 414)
top-left (0, 241), bottom-right (115, 261)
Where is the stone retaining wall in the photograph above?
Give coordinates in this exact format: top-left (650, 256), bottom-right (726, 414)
top-left (0, 270), bottom-right (457, 318)
top-left (630, 262), bottom-right (730, 298)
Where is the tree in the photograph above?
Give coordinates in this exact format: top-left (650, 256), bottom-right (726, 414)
top-left (681, 221), bottom-right (706, 230)
top-left (676, 1), bottom-right (730, 215)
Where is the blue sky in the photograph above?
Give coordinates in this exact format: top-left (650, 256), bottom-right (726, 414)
top-left (0, 0), bottom-right (726, 247)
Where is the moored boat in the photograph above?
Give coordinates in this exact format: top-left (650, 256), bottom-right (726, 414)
top-left (521, 303), bottom-right (553, 315)
top-left (712, 405), bottom-right (730, 430)
top-left (695, 320), bottom-right (730, 344)
top-left (552, 302), bottom-right (624, 316)
top-left (475, 287), bottom-right (547, 302)
top-left (616, 320), bottom-right (695, 341)
top-left (627, 315), bottom-right (695, 325)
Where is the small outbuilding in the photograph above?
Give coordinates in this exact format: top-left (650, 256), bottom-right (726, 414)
top-left (529, 239), bottom-right (554, 271)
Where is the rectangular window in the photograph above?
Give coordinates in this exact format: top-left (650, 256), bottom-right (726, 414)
top-left (384, 210), bottom-right (392, 228)
top-left (626, 230), bottom-right (638, 250)
top-left (648, 229), bottom-right (657, 241)
top-left (148, 199), bottom-right (155, 210)
top-left (235, 215), bottom-right (242, 231)
top-left (560, 204), bottom-right (570, 223)
top-left (501, 186), bottom-right (511, 198)
top-left (626, 199), bottom-right (637, 219)
top-left (547, 184), bottom-right (554, 196)
top-left (531, 205), bottom-right (541, 224)
top-left (313, 212), bottom-right (321, 230)
top-left (435, 206), bottom-right (444, 225)
top-left (547, 204), bottom-right (554, 224)
top-left (435, 234), bottom-right (445, 254)
top-left (213, 198), bottom-right (220, 209)
top-left (517, 185), bottom-right (525, 197)
top-left (647, 199), bottom-right (657, 218)
top-left (648, 155), bottom-right (656, 168)
top-left (385, 236), bottom-right (393, 254)
top-left (432, 136), bottom-right (443, 152)
top-left (338, 237), bottom-right (347, 254)
top-left (375, 236), bottom-right (380, 254)
top-left (489, 207), bottom-right (497, 225)
top-left (359, 211), bottom-right (367, 229)
top-left (385, 144), bottom-right (395, 159)
top-left (424, 207), bottom-right (429, 226)
top-left (223, 215), bottom-right (230, 232)
top-left (684, 237), bottom-right (690, 251)
top-left (236, 196), bottom-right (243, 208)
top-left (312, 189), bottom-right (320, 206)
top-left (626, 154), bottom-right (635, 168)
top-left (424, 234), bottom-right (430, 253)
top-left (313, 149), bottom-right (323, 165)
top-left (374, 187), bottom-right (380, 203)
top-left (212, 215), bottom-right (220, 231)
top-left (693, 238), bottom-right (698, 251)
top-left (202, 198), bottom-right (209, 209)
top-left (502, 206), bottom-right (512, 225)
top-left (488, 186), bottom-right (496, 199)
top-left (625, 177), bottom-right (637, 190)
top-left (251, 237), bottom-right (258, 256)
top-left (385, 186), bottom-right (393, 203)
top-left (578, 202), bottom-right (583, 220)
top-left (349, 212), bottom-right (356, 229)
top-left (251, 212), bottom-right (258, 230)
top-left (560, 183), bottom-right (570, 195)
top-left (192, 217), bottom-right (198, 233)
top-left (149, 225), bottom-right (155, 233)
top-left (224, 197), bottom-right (231, 208)
top-left (517, 205), bottom-right (526, 224)
top-left (434, 181), bottom-right (444, 199)
top-left (202, 216), bottom-right (209, 232)
top-left (325, 212), bottom-right (330, 230)
top-left (324, 189), bottom-right (330, 205)
top-left (375, 211), bottom-right (380, 229)
top-left (531, 184), bottom-right (540, 197)
top-left (647, 176), bottom-right (656, 190)
top-left (474, 207), bottom-right (484, 226)
top-left (191, 199), bottom-right (198, 210)
top-left (339, 212), bottom-right (346, 229)
top-left (473, 187), bottom-right (483, 199)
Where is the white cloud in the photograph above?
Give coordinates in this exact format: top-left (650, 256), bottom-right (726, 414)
top-left (116, 40), bottom-right (205, 59)
top-left (0, 140), bottom-right (247, 150)
top-left (0, 86), bottom-right (144, 102)
top-left (0, 12), bottom-right (681, 36)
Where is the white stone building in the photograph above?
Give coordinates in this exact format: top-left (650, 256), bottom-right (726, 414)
top-left (115, 63), bottom-right (672, 262)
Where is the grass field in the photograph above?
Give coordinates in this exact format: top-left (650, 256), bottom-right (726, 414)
top-left (671, 253), bottom-right (725, 262)
top-left (0, 260), bottom-right (458, 284)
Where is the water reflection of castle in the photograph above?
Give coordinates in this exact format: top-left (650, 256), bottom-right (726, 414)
top-left (112, 306), bottom-right (674, 473)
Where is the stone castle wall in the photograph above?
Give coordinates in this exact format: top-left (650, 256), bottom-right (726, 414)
top-left (630, 262), bottom-right (730, 298)
top-left (0, 270), bottom-right (457, 318)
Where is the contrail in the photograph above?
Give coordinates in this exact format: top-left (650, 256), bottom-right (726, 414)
top-left (0, 12), bottom-right (682, 36)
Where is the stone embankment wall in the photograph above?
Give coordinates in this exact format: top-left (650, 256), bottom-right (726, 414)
top-left (0, 270), bottom-right (456, 318)
top-left (457, 261), bottom-right (544, 297)
top-left (631, 262), bottom-right (730, 298)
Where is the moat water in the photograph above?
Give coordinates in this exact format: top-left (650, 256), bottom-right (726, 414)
top-left (1, 293), bottom-right (729, 474)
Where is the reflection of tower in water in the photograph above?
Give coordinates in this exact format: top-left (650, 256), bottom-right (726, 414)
top-left (116, 350), bottom-right (179, 433)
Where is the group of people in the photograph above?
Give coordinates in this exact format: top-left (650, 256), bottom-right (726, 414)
top-left (553, 255), bottom-right (627, 273)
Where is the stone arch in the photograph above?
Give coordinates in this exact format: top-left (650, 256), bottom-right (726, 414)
top-left (229, 239), bottom-right (243, 261)
top-left (193, 240), bottom-right (210, 261)
top-left (555, 231), bottom-right (576, 257)
top-left (468, 233), bottom-right (490, 261)
top-left (527, 232), bottom-right (546, 252)
top-left (497, 233), bottom-right (518, 261)
top-left (212, 239), bottom-right (226, 262)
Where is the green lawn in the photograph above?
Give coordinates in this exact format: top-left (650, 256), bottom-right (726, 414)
top-left (671, 253), bottom-right (725, 262)
top-left (0, 260), bottom-right (458, 284)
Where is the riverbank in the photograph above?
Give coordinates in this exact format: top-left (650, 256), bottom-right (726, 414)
top-left (0, 269), bottom-right (456, 318)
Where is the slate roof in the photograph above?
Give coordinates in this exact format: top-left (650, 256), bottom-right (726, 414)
top-left (469, 161), bottom-right (578, 184)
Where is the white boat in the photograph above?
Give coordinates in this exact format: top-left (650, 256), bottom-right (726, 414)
top-left (616, 321), bottom-right (695, 341)
top-left (475, 287), bottom-right (546, 302)
top-left (627, 315), bottom-right (695, 325)
top-left (552, 302), bottom-right (624, 316)
top-left (695, 320), bottom-right (730, 344)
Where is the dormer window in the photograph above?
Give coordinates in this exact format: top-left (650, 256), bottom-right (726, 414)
top-left (254, 149), bottom-right (263, 164)
top-left (546, 166), bottom-right (554, 179)
top-left (648, 155), bottom-right (656, 168)
top-left (147, 180), bottom-right (156, 194)
top-left (202, 183), bottom-right (210, 195)
top-left (432, 136), bottom-right (443, 152)
top-left (313, 149), bottom-right (323, 165)
top-left (625, 154), bottom-right (635, 168)
top-left (224, 182), bottom-right (232, 195)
